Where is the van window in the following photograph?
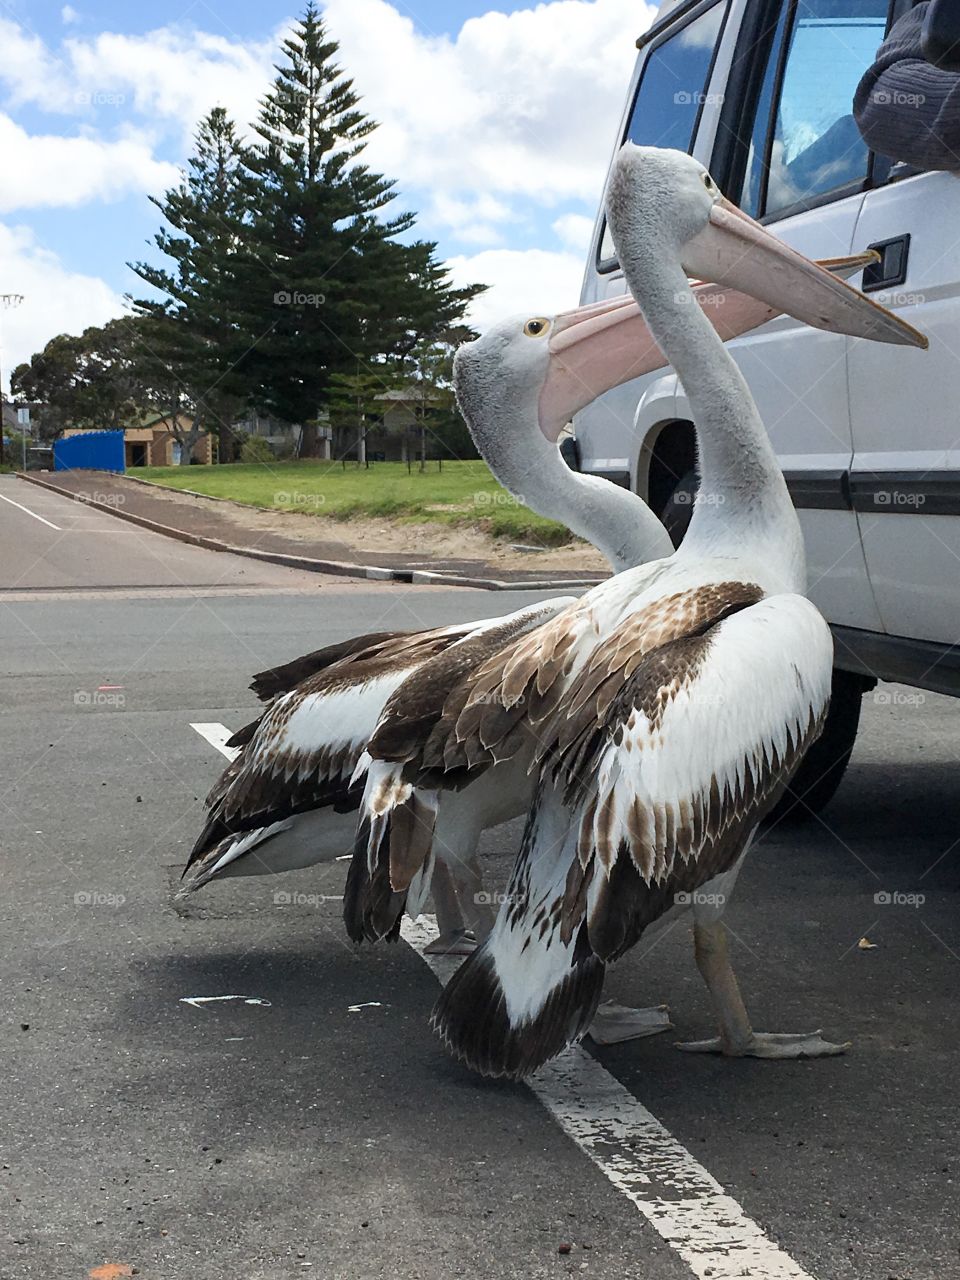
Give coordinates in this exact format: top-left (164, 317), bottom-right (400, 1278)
top-left (598, 0), bottom-right (727, 266)
top-left (740, 0), bottom-right (792, 218)
top-left (759, 0), bottom-right (889, 218)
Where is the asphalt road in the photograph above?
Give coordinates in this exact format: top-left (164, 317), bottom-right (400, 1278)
top-left (1, 475), bottom-right (958, 1280)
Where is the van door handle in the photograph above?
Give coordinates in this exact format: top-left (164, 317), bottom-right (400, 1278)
top-left (861, 235), bottom-right (911, 292)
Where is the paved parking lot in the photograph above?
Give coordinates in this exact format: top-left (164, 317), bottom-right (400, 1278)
top-left (1, 476), bottom-right (958, 1279)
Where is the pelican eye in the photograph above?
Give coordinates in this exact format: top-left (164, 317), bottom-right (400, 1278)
top-left (701, 172), bottom-right (717, 193)
top-left (523, 317), bottom-right (550, 338)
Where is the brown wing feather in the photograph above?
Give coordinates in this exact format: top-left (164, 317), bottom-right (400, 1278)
top-left (249, 630), bottom-right (411, 702)
top-left (186, 627), bottom-right (474, 873)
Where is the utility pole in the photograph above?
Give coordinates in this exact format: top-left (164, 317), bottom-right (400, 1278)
top-left (0, 294), bottom-right (25, 469)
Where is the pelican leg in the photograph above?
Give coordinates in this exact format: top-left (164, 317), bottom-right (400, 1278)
top-left (452, 853), bottom-right (497, 942)
top-left (678, 919), bottom-right (849, 1058)
top-left (588, 1001), bottom-right (673, 1045)
top-left (424, 860), bottom-right (477, 957)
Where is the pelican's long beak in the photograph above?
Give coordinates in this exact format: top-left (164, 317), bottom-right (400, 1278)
top-left (537, 251), bottom-right (888, 442)
top-left (682, 197), bottom-right (928, 349)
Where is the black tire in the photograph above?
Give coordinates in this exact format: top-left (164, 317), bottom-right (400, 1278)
top-left (658, 467), bottom-right (699, 548)
top-left (766, 668), bottom-right (873, 825)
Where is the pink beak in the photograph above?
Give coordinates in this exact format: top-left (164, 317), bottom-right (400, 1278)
top-left (537, 250), bottom-right (892, 442)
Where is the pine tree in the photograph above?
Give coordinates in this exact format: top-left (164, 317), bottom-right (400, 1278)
top-left (129, 107), bottom-right (249, 462)
top-left (235, 4), bottom-right (483, 454)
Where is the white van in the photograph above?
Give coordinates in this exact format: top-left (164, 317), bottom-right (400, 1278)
top-left (574, 0), bottom-right (960, 815)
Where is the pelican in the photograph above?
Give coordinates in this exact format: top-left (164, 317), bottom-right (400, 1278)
top-left (183, 246), bottom-right (877, 968)
top-left (179, 293), bottom-right (676, 951)
top-left (352, 145), bottom-right (925, 1078)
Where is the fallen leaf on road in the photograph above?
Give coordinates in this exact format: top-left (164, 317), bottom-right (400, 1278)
top-left (89, 1264), bottom-right (134, 1279)
top-left (858, 937), bottom-right (877, 950)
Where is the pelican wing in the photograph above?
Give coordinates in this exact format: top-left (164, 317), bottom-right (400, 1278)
top-left (554, 593), bottom-right (832, 959)
top-left (342, 598), bottom-right (577, 942)
top-left (249, 630), bottom-right (405, 703)
top-left (431, 591), bottom-right (833, 1079)
top-left (185, 622), bottom-right (488, 876)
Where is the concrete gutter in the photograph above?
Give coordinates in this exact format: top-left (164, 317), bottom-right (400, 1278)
top-left (16, 472), bottom-right (604, 593)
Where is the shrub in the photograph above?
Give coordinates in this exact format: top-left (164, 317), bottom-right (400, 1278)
top-left (240, 436), bottom-right (275, 464)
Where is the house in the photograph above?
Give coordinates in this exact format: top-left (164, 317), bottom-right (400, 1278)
top-left (336, 387), bottom-right (443, 463)
top-left (61, 413), bottom-right (215, 467)
top-left (1, 397), bottom-right (42, 436)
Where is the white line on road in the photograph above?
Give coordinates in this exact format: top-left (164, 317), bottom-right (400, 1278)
top-left (402, 915), bottom-right (817, 1280)
top-left (190, 722), bottom-right (240, 762)
top-left (194, 723), bottom-right (818, 1280)
top-left (0, 491), bottom-right (61, 529)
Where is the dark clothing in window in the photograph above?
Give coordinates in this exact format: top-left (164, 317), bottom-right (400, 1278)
top-left (854, 1), bottom-right (960, 170)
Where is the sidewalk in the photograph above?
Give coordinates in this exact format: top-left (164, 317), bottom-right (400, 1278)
top-left (18, 471), bottom-right (606, 591)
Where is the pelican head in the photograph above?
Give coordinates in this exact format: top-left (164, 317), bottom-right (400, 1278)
top-left (453, 294), bottom-right (674, 464)
top-left (606, 144), bottom-right (927, 349)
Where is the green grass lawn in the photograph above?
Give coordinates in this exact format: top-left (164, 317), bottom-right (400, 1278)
top-left (137, 460), bottom-right (572, 545)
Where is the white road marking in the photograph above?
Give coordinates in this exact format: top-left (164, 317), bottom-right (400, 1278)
top-left (194, 723), bottom-right (817, 1280)
top-left (180, 995), bottom-right (272, 1009)
top-left (191, 722), bottom-right (241, 762)
top-left (0, 491), bottom-right (61, 529)
top-left (402, 914), bottom-right (818, 1280)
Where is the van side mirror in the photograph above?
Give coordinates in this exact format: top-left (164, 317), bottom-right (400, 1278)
top-left (922, 0), bottom-right (960, 71)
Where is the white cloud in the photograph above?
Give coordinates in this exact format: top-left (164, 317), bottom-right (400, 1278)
top-left (322, 0), bottom-right (656, 205)
top-left (0, 17), bottom-right (280, 143)
top-left (0, 0), bottom-right (658, 366)
top-left (62, 6), bottom-right (80, 24)
top-left (0, 1), bottom-right (656, 220)
top-left (552, 212), bottom-right (596, 253)
top-left (448, 247), bottom-right (587, 330)
top-left (0, 223), bottom-right (126, 389)
top-left (65, 28), bottom-right (279, 141)
top-left (0, 114), bottom-right (179, 213)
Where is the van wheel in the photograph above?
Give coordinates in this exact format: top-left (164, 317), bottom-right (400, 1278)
top-left (659, 468), bottom-right (699, 548)
top-left (766, 669), bottom-right (873, 825)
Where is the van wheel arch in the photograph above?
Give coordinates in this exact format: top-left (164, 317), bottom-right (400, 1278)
top-left (643, 420), bottom-right (698, 548)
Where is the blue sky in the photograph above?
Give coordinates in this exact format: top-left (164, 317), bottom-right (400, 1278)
top-left (0, 0), bottom-right (655, 386)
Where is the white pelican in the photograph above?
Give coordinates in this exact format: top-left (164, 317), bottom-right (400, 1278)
top-left (354, 145), bottom-right (925, 1077)
top-left (179, 293), bottom-right (678, 951)
top-left (183, 249), bottom-right (877, 967)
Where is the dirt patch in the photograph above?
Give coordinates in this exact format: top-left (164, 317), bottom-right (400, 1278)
top-left (129, 480), bottom-right (609, 573)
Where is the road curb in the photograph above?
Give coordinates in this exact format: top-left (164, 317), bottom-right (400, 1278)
top-left (15, 472), bottom-right (603, 593)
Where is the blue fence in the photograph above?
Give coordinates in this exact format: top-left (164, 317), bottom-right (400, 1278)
top-left (54, 430), bottom-right (125, 473)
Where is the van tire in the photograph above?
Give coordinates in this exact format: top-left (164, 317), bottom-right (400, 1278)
top-left (766, 669), bottom-right (872, 825)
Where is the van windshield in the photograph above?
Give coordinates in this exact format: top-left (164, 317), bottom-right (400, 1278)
top-left (625, 2), bottom-right (726, 152)
top-left (598, 0), bottom-right (726, 265)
